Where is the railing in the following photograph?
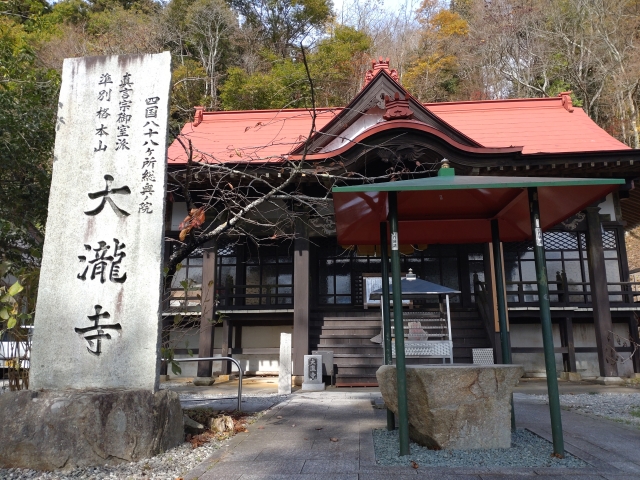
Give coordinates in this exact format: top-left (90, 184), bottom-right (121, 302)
top-left (216, 284), bottom-right (293, 309)
top-left (169, 357), bottom-right (244, 412)
top-left (504, 277), bottom-right (640, 307)
top-left (165, 284), bottom-right (294, 313)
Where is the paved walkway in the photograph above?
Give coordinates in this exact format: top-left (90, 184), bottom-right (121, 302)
top-left (177, 381), bottom-right (640, 480)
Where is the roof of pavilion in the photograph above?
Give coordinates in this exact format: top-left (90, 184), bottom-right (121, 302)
top-left (166, 59), bottom-right (630, 166)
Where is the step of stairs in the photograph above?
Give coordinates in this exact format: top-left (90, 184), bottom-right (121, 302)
top-left (313, 310), bottom-right (492, 387)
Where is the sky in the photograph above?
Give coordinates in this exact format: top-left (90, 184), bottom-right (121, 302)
top-left (332, 0), bottom-right (421, 19)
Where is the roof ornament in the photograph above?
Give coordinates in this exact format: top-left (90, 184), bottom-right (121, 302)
top-left (383, 92), bottom-right (414, 121)
top-left (193, 106), bottom-right (204, 127)
top-left (438, 158), bottom-right (455, 177)
top-left (406, 268), bottom-right (416, 281)
top-left (364, 57), bottom-right (399, 87)
top-left (558, 92), bottom-right (574, 113)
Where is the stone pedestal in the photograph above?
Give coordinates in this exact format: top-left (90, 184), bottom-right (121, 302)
top-left (0, 389), bottom-right (183, 470)
top-left (302, 354), bottom-right (324, 391)
top-left (193, 376), bottom-right (215, 386)
top-left (596, 376), bottom-right (625, 385)
top-left (560, 372), bottom-right (582, 382)
top-left (377, 364), bottom-right (524, 450)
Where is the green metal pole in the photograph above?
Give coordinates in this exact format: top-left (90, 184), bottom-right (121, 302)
top-left (380, 222), bottom-right (395, 431)
top-left (491, 219), bottom-right (511, 365)
top-left (527, 187), bottom-right (565, 457)
top-left (388, 191), bottom-right (410, 456)
top-left (491, 219), bottom-right (516, 431)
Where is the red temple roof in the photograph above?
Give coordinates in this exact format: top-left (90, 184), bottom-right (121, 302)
top-left (167, 108), bottom-right (341, 164)
top-left (167, 93), bottom-right (630, 165)
top-left (427, 96), bottom-right (629, 155)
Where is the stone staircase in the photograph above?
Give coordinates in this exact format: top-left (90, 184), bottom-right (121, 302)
top-left (313, 309), bottom-right (492, 387)
top-left (314, 315), bottom-right (383, 387)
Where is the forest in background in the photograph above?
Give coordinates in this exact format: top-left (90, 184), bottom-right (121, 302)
top-left (3, 0), bottom-right (640, 269)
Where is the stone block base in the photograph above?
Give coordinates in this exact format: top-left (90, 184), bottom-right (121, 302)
top-left (193, 376), bottom-right (216, 386)
top-left (377, 364), bottom-right (524, 450)
top-left (301, 382), bottom-right (325, 391)
top-left (595, 376), bottom-right (625, 385)
top-left (560, 372), bottom-right (582, 382)
top-left (0, 389), bottom-right (183, 470)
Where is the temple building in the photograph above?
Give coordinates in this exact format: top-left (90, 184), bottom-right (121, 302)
top-left (164, 58), bottom-right (640, 386)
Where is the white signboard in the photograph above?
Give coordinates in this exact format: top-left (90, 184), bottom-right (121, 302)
top-left (30, 53), bottom-right (171, 391)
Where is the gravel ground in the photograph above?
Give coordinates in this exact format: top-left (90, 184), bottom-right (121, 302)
top-left (159, 380), bottom-right (289, 411)
top-left (0, 392), bottom-right (287, 480)
top-left (373, 428), bottom-right (587, 468)
top-left (519, 392), bottom-right (640, 427)
top-left (0, 436), bottom-right (229, 480)
top-left (3, 390), bottom-right (636, 477)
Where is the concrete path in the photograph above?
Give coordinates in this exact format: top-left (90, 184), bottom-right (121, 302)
top-left (178, 384), bottom-right (640, 480)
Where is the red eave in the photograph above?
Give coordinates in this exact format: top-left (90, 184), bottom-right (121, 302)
top-left (288, 120), bottom-right (522, 161)
top-left (426, 97), bottom-right (630, 155)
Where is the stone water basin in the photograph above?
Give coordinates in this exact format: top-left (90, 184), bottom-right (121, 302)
top-left (377, 364), bottom-right (524, 450)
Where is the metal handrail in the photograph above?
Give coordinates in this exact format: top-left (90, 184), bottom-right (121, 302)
top-left (169, 357), bottom-right (243, 412)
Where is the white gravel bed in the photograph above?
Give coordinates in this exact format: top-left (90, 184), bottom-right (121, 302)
top-left (373, 428), bottom-right (587, 468)
top-left (0, 437), bottom-right (226, 480)
top-left (519, 392), bottom-right (640, 426)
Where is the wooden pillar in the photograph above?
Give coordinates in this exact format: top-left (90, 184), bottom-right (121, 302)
top-left (160, 199), bottom-right (173, 377)
top-left (491, 220), bottom-right (512, 364)
top-left (585, 207), bottom-right (619, 378)
top-left (458, 245), bottom-right (472, 307)
top-left (234, 325), bottom-right (243, 349)
top-left (613, 221), bottom-right (640, 374)
top-left (293, 216), bottom-right (310, 378)
top-left (160, 236), bottom-right (173, 379)
top-left (559, 317), bottom-right (577, 373)
top-left (195, 242), bottom-right (216, 384)
top-left (235, 244), bottom-right (246, 307)
top-left (484, 243), bottom-right (504, 363)
top-left (628, 314), bottom-right (640, 374)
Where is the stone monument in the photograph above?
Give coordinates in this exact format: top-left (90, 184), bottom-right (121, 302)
top-left (0, 53), bottom-right (183, 470)
top-left (278, 332), bottom-right (292, 394)
top-left (302, 354), bottom-right (325, 391)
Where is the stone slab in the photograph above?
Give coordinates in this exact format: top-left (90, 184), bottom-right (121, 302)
top-left (312, 350), bottom-right (334, 376)
top-left (279, 332), bottom-right (292, 394)
top-left (31, 53), bottom-right (172, 391)
top-left (377, 365), bottom-right (524, 449)
top-left (0, 388), bottom-right (183, 470)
